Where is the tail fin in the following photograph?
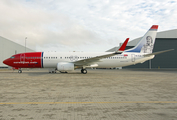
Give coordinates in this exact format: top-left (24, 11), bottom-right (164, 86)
top-left (126, 25), bottom-right (158, 53)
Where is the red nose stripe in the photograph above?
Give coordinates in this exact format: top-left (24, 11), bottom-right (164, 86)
top-left (3, 52), bottom-right (43, 68)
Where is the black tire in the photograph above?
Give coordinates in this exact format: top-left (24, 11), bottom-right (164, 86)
top-left (18, 70), bottom-right (22, 73)
top-left (81, 69), bottom-right (83, 73)
top-left (82, 69), bottom-right (87, 74)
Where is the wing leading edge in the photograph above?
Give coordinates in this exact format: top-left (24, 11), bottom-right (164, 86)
top-left (73, 38), bottom-right (129, 66)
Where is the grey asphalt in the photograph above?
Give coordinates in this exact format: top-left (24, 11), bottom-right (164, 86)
top-left (0, 69), bottom-right (177, 120)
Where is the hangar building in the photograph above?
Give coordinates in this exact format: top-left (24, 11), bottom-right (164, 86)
top-left (107, 29), bottom-right (177, 68)
top-left (0, 36), bottom-right (34, 67)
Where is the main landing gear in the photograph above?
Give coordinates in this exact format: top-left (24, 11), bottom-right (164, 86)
top-left (81, 69), bottom-right (87, 74)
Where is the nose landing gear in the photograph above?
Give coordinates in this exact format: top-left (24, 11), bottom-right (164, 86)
top-left (18, 69), bottom-right (22, 73)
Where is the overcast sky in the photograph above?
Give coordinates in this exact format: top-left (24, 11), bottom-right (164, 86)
top-left (0, 0), bottom-right (177, 52)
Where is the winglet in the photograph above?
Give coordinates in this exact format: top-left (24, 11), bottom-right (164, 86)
top-left (117, 38), bottom-right (129, 52)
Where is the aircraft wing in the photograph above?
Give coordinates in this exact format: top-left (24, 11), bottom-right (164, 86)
top-left (73, 38), bottom-right (129, 66)
top-left (144, 49), bottom-right (174, 57)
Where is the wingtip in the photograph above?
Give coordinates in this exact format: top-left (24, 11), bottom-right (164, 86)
top-left (126, 38), bottom-right (129, 41)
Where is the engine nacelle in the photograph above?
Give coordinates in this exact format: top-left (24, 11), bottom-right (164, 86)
top-left (57, 62), bottom-right (74, 71)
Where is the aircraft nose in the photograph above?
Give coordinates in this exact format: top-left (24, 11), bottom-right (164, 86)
top-left (3, 59), bottom-right (9, 65)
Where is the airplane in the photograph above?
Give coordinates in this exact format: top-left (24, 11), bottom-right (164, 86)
top-left (2, 38), bottom-right (129, 74)
top-left (3, 25), bottom-right (174, 74)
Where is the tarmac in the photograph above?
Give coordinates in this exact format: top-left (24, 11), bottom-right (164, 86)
top-left (0, 68), bottom-right (177, 120)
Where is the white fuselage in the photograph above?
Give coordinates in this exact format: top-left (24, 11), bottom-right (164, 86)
top-left (43, 52), bottom-right (154, 68)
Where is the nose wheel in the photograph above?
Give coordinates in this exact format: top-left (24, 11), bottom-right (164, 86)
top-left (81, 69), bottom-right (87, 74)
top-left (18, 70), bottom-right (22, 73)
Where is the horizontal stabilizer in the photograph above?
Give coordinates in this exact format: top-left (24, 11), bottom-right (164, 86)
top-left (144, 49), bottom-right (174, 57)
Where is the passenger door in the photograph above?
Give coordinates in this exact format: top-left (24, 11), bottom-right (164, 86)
top-left (20, 54), bottom-right (25, 63)
top-left (131, 54), bottom-right (135, 62)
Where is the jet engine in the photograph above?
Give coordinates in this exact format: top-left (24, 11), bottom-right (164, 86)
top-left (57, 62), bottom-right (74, 71)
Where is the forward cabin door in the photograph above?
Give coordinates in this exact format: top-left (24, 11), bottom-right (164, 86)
top-left (20, 54), bottom-right (25, 64)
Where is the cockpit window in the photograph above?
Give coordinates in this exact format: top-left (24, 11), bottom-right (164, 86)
top-left (10, 56), bottom-right (15, 59)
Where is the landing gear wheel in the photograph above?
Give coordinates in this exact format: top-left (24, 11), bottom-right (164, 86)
top-left (81, 69), bottom-right (87, 74)
top-left (18, 70), bottom-right (22, 73)
top-left (52, 71), bottom-right (56, 73)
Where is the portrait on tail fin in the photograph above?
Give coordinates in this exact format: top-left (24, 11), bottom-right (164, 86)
top-left (140, 36), bottom-right (154, 53)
